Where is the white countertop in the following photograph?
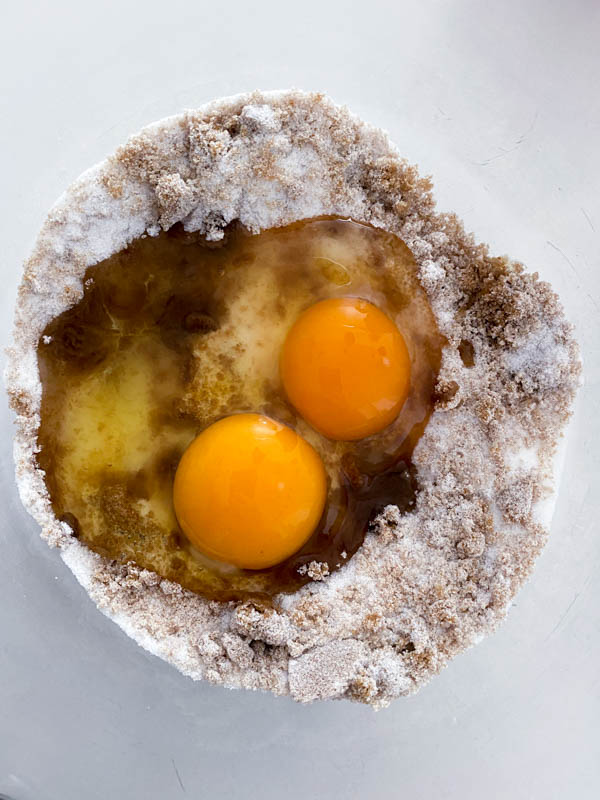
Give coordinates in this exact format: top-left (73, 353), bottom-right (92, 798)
top-left (1, 1), bottom-right (598, 798)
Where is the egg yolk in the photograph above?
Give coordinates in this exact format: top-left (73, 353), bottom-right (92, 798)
top-left (280, 297), bottom-right (411, 440)
top-left (173, 413), bottom-right (327, 569)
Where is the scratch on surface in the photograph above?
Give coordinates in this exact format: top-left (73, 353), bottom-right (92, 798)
top-left (473, 111), bottom-right (538, 166)
top-left (544, 592), bottom-right (580, 641)
top-left (435, 104), bottom-right (452, 120)
top-left (172, 758), bottom-right (186, 794)
top-left (547, 240), bottom-right (579, 278)
top-left (581, 207), bottom-right (595, 232)
top-left (547, 240), bottom-right (600, 312)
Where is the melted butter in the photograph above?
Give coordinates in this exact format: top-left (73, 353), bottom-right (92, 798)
top-left (37, 218), bottom-right (443, 603)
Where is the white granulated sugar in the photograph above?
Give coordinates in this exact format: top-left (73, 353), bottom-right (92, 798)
top-left (6, 90), bottom-right (580, 708)
top-left (505, 324), bottom-right (571, 393)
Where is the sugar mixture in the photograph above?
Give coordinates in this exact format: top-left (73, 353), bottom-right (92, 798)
top-left (6, 90), bottom-right (580, 707)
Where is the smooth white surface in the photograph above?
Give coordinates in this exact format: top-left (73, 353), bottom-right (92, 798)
top-left (1, 1), bottom-right (598, 798)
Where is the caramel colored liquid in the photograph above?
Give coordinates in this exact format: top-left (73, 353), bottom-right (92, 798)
top-left (37, 219), bottom-right (443, 603)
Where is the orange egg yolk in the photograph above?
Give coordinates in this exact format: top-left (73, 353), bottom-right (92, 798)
top-left (280, 297), bottom-right (411, 440)
top-left (173, 414), bottom-right (327, 569)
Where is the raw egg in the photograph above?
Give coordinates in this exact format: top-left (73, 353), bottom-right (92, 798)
top-left (280, 297), bottom-right (411, 440)
top-left (173, 413), bottom-right (327, 569)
